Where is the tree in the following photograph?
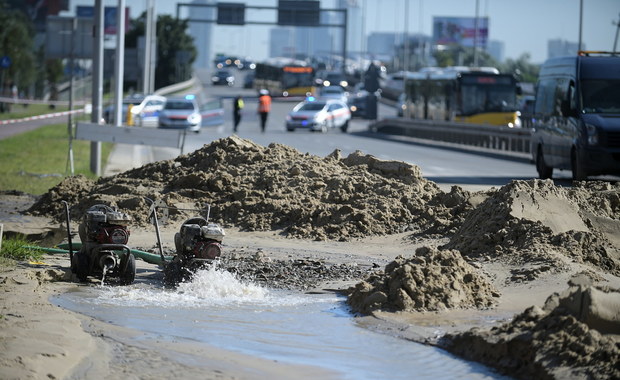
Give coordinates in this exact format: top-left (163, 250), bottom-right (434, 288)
top-left (0, 1), bottom-right (35, 100)
top-left (499, 53), bottom-right (540, 84)
top-left (154, 15), bottom-right (196, 89)
top-left (432, 46), bottom-right (499, 68)
top-left (126, 13), bottom-right (197, 90)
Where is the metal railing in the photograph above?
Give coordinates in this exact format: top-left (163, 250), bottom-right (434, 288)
top-left (369, 117), bottom-right (533, 159)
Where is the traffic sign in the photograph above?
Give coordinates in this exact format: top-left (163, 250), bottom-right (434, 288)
top-left (0, 56), bottom-right (11, 69)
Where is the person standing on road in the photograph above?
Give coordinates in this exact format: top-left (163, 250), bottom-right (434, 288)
top-left (257, 89), bottom-right (271, 133)
top-left (233, 95), bottom-right (244, 133)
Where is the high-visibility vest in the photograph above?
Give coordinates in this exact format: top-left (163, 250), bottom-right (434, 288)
top-left (258, 95), bottom-right (271, 113)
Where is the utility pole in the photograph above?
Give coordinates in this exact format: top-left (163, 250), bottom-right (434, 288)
top-left (114, 0), bottom-right (126, 127)
top-left (473, 0), bottom-right (479, 67)
top-left (613, 13), bottom-right (620, 52)
top-left (90, 0), bottom-right (104, 175)
top-left (578, 0), bottom-right (583, 52)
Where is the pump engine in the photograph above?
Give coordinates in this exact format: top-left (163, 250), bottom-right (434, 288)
top-left (71, 204), bottom-right (136, 285)
top-left (163, 217), bottom-right (225, 286)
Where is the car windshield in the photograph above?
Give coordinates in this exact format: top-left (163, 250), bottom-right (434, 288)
top-left (297, 102), bottom-right (326, 111)
top-left (581, 79), bottom-right (620, 114)
top-left (165, 101), bottom-right (194, 110)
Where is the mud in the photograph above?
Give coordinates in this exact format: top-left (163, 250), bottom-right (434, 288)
top-left (347, 246), bottom-right (500, 314)
top-left (16, 136), bottom-right (620, 379)
top-left (440, 282), bottom-right (620, 380)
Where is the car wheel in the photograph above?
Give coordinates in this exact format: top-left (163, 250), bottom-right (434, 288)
top-left (286, 127), bottom-right (295, 132)
top-left (535, 145), bottom-right (553, 179)
top-left (340, 120), bottom-right (349, 133)
top-left (571, 148), bottom-right (587, 181)
top-left (320, 122), bottom-right (328, 133)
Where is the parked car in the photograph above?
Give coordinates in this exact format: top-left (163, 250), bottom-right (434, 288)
top-left (131, 94), bottom-right (167, 127)
top-left (158, 95), bottom-right (202, 132)
top-left (286, 98), bottom-right (351, 133)
top-left (103, 93), bottom-right (146, 124)
top-left (200, 98), bottom-right (225, 127)
top-left (317, 85), bottom-right (348, 103)
top-left (211, 70), bottom-right (235, 86)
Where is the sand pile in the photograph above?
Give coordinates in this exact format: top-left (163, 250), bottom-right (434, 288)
top-left (347, 246), bottom-right (499, 314)
top-left (443, 179), bottom-right (620, 277)
top-left (440, 279), bottom-right (620, 379)
top-left (28, 136), bottom-right (472, 241)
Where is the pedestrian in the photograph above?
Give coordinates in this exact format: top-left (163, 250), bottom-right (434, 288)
top-left (233, 95), bottom-right (244, 132)
top-left (257, 89), bottom-right (271, 133)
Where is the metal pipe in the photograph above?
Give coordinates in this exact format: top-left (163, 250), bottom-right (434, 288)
top-left (61, 200), bottom-right (73, 262)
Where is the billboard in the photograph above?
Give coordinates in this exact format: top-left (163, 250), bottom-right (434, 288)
top-left (433, 17), bottom-right (488, 48)
top-left (76, 5), bottom-right (129, 35)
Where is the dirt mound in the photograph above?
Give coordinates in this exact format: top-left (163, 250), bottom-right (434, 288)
top-left (28, 136), bottom-right (472, 241)
top-left (347, 246), bottom-right (499, 314)
top-left (440, 282), bottom-right (620, 380)
top-left (444, 179), bottom-right (620, 277)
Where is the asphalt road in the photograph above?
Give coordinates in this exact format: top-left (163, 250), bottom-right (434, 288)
top-left (5, 68), bottom-right (589, 189)
top-left (155, 67), bottom-right (542, 191)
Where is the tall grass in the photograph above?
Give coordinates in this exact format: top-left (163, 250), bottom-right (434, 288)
top-left (0, 123), bottom-right (111, 195)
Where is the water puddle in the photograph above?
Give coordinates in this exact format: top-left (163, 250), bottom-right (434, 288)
top-left (53, 265), bottom-right (509, 380)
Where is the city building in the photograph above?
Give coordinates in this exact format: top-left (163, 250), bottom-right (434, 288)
top-left (548, 39), bottom-right (581, 59)
top-left (187, 0), bottom-right (215, 69)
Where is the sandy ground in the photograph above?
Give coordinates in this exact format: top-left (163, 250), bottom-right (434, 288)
top-left (3, 207), bottom-right (616, 380)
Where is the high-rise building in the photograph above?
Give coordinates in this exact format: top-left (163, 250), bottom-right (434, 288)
top-left (336, 0), bottom-right (363, 55)
top-left (548, 39), bottom-right (581, 59)
top-left (486, 40), bottom-right (504, 62)
top-left (187, 0), bottom-right (215, 69)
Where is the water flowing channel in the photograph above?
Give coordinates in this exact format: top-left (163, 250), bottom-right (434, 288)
top-left (53, 266), bottom-right (509, 380)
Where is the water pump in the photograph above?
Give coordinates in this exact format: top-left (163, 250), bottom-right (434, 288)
top-left (66, 203), bottom-right (136, 285)
top-left (163, 217), bottom-right (226, 287)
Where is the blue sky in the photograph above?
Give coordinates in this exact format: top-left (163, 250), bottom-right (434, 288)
top-left (64, 0), bottom-right (619, 64)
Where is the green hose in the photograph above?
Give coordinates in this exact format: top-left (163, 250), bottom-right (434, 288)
top-left (28, 243), bottom-right (174, 266)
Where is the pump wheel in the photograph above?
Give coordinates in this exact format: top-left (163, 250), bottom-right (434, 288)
top-left (73, 252), bottom-right (89, 282)
top-left (119, 253), bottom-right (136, 285)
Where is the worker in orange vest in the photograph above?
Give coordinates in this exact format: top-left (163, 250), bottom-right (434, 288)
top-left (257, 89), bottom-right (271, 133)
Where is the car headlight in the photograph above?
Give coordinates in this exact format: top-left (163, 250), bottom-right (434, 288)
top-left (586, 123), bottom-right (598, 145)
top-left (227, 77), bottom-right (234, 82)
top-left (211, 76), bottom-right (218, 81)
top-left (340, 80), bottom-right (348, 87)
top-left (286, 115), bottom-right (292, 121)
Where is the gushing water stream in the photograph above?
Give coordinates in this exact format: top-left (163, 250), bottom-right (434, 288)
top-left (53, 266), bottom-right (509, 380)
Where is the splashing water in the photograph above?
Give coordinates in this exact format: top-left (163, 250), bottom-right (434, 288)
top-left (93, 264), bottom-right (327, 309)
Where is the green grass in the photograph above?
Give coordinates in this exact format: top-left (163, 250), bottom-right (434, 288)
top-left (0, 104), bottom-right (69, 120)
top-left (0, 235), bottom-right (44, 262)
top-left (0, 123), bottom-right (112, 195)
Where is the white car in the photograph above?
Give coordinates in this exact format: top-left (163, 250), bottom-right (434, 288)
top-left (286, 98), bottom-right (351, 133)
top-left (158, 96), bottom-right (202, 132)
top-left (131, 94), bottom-right (166, 127)
top-left (317, 85), bottom-right (349, 103)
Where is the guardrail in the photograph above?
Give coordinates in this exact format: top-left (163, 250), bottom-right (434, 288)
top-left (369, 117), bottom-right (533, 159)
top-left (75, 122), bottom-right (187, 151)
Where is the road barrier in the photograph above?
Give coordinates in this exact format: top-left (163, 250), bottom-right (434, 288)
top-left (369, 117), bottom-right (532, 159)
top-left (75, 122), bottom-right (187, 150)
